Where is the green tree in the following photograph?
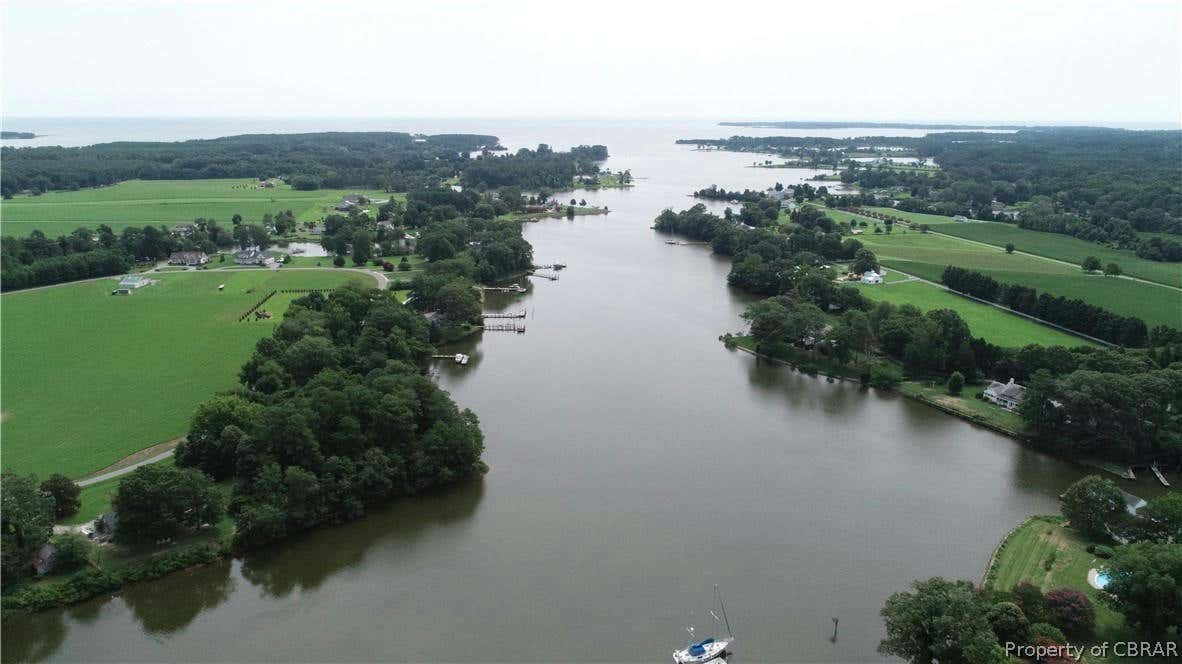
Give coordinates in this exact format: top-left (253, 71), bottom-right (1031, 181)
top-left (1005, 242), bottom-right (1015, 254)
top-left (1104, 541), bottom-right (1182, 634)
top-left (1029, 622), bottom-right (1066, 644)
top-left (947, 370), bottom-right (965, 396)
top-left (1081, 255), bottom-right (1102, 272)
top-left (351, 229), bottom-right (374, 266)
top-left (1044, 587), bottom-right (1094, 637)
top-left (177, 395), bottom-right (262, 480)
top-left (40, 473), bottom-right (81, 519)
top-left (1138, 491), bottom-right (1182, 542)
top-left (1103, 262), bottom-right (1122, 276)
top-left (1, 472), bottom-right (55, 584)
top-left (986, 601), bottom-right (1030, 645)
top-left (879, 578), bottom-right (1007, 663)
top-left (435, 278), bottom-right (482, 326)
top-left (850, 247), bottom-right (879, 274)
top-left (1060, 475), bottom-right (1125, 540)
top-left (50, 532), bottom-right (92, 573)
top-left (112, 465), bottom-right (224, 547)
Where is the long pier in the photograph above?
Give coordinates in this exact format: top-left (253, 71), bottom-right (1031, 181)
top-left (530, 271), bottom-right (559, 281)
top-left (480, 283), bottom-right (526, 293)
top-left (482, 321), bottom-right (526, 333)
top-left (481, 310), bottom-right (526, 319)
top-left (532, 263), bottom-right (566, 270)
top-left (1151, 463), bottom-right (1171, 487)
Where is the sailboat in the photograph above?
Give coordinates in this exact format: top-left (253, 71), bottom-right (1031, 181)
top-left (672, 585), bottom-right (734, 664)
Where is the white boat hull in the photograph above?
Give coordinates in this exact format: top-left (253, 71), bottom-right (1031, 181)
top-left (673, 638), bottom-right (731, 664)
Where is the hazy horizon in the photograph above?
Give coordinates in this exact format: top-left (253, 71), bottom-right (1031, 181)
top-left (3, 0), bottom-right (1179, 124)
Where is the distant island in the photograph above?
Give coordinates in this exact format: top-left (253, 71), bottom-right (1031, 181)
top-left (719, 121), bottom-right (1032, 130)
top-left (1, 131), bottom-right (37, 139)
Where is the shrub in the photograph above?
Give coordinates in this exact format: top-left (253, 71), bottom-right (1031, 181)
top-left (382, 262), bottom-right (394, 272)
top-left (947, 370), bottom-right (965, 396)
top-left (869, 364), bottom-right (902, 389)
top-left (50, 533), bottom-right (92, 573)
top-left (1046, 588), bottom-right (1094, 637)
top-left (1092, 545), bottom-right (1114, 559)
top-left (332, 255), bottom-right (346, 267)
top-left (1012, 582), bottom-right (1050, 624)
top-left (1029, 622), bottom-right (1067, 644)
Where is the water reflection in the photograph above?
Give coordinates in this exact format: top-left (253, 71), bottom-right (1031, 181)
top-left (121, 560), bottom-right (235, 635)
top-left (240, 477), bottom-right (485, 598)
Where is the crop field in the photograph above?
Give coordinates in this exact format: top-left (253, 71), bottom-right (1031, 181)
top-left (854, 230), bottom-right (1179, 328)
top-left (1, 269), bottom-right (367, 479)
top-left (0, 179), bottom-right (401, 236)
top-left (852, 281), bottom-right (1099, 348)
top-left (864, 207), bottom-right (1181, 288)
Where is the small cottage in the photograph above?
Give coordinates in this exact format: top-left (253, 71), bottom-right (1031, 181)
top-left (984, 378), bottom-right (1026, 410)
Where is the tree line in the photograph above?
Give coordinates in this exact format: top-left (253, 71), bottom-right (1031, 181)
top-left (1, 132), bottom-right (500, 196)
top-left (941, 266), bottom-right (1154, 347)
top-left (459, 144), bottom-right (609, 190)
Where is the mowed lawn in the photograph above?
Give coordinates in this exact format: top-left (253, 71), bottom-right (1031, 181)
top-left (865, 207), bottom-right (1182, 288)
top-left (855, 230), bottom-right (1180, 328)
top-left (853, 281), bottom-right (1098, 348)
top-left (1, 269), bottom-right (367, 479)
top-left (985, 516), bottom-right (1146, 664)
top-left (0, 179), bottom-right (401, 236)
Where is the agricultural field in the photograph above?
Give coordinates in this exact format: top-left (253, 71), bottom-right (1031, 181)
top-left (852, 280), bottom-right (1098, 348)
top-left (0, 179), bottom-right (401, 237)
top-left (852, 229), bottom-right (1179, 328)
top-left (1, 269), bottom-right (368, 479)
top-left (864, 207), bottom-right (1181, 288)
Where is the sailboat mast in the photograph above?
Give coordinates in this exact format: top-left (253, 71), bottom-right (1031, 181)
top-left (715, 584), bottom-right (733, 638)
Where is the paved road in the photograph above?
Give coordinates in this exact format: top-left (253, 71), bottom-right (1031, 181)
top-left (77, 449), bottom-right (175, 487)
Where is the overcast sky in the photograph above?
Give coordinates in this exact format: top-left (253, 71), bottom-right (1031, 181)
top-left (3, 0), bottom-right (1180, 124)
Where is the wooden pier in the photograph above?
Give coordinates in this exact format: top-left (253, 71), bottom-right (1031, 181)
top-left (480, 283), bottom-right (527, 293)
top-left (482, 321), bottom-right (526, 333)
top-left (481, 310), bottom-right (526, 319)
top-left (532, 263), bottom-right (566, 270)
top-left (1151, 463), bottom-right (1171, 487)
top-left (530, 271), bottom-right (559, 281)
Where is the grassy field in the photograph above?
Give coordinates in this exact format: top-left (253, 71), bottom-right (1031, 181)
top-left (0, 179), bottom-right (401, 236)
top-left (864, 207), bottom-right (1181, 288)
top-left (852, 281), bottom-right (1098, 348)
top-left (1, 269), bottom-right (367, 479)
top-left (984, 516), bottom-right (1155, 663)
top-left (853, 229), bottom-right (1179, 328)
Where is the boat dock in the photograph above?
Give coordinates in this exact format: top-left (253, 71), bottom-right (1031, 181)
top-left (482, 322), bottom-right (526, 333)
top-left (480, 283), bottom-right (527, 293)
top-left (1151, 463), bottom-right (1171, 487)
top-left (431, 353), bottom-right (470, 365)
top-left (532, 263), bottom-right (566, 270)
top-left (530, 271), bottom-right (559, 281)
top-left (481, 310), bottom-right (526, 319)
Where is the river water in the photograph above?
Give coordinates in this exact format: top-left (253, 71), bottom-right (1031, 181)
top-left (2, 118), bottom-right (1160, 663)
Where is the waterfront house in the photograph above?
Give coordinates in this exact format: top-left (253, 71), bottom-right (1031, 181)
top-left (984, 378), bottom-right (1026, 410)
top-left (168, 251), bottom-right (210, 266)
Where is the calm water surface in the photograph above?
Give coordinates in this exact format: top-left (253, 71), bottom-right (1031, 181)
top-left (1, 118), bottom-right (1148, 663)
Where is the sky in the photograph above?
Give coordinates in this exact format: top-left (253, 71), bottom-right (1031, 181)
top-left (2, 0), bottom-right (1180, 124)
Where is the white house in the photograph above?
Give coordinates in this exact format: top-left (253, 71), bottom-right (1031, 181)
top-left (952, 215), bottom-right (970, 223)
top-left (234, 248), bottom-right (274, 266)
top-left (168, 251), bottom-right (209, 266)
top-left (984, 378), bottom-right (1026, 411)
top-left (860, 267), bottom-right (887, 284)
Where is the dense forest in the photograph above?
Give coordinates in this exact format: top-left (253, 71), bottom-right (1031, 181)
top-left (175, 284), bottom-right (485, 550)
top-left (679, 128), bottom-right (1182, 259)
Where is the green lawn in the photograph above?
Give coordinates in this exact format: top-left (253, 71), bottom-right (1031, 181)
top-left (864, 207), bottom-right (1181, 288)
top-left (984, 516), bottom-right (1156, 664)
top-left (897, 381), bottom-right (1029, 436)
top-left (854, 230), bottom-right (1180, 328)
top-left (1, 269), bottom-right (366, 479)
top-left (852, 281), bottom-right (1098, 348)
top-left (0, 179), bottom-right (402, 236)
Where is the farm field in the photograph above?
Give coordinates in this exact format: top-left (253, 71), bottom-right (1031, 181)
top-left (854, 230), bottom-right (1179, 328)
top-left (1, 269), bottom-right (367, 479)
top-left (864, 207), bottom-right (1181, 288)
top-left (852, 280), bottom-right (1098, 348)
top-left (0, 179), bottom-right (401, 236)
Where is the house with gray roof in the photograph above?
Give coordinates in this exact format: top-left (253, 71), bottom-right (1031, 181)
top-left (984, 378), bottom-right (1026, 411)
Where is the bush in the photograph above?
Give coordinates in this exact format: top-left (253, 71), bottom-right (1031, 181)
top-left (332, 255), bottom-right (346, 267)
top-left (50, 533), bottom-right (92, 573)
top-left (1045, 588), bottom-right (1094, 637)
top-left (1092, 545), bottom-right (1115, 559)
top-left (947, 371), bottom-right (965, 396)
top-left (382, 262), bottom-right (394, 272)
top-left (1029, 622), bottom-right (1067, 644)
top-left (869, 364), bottom-right (902, 389)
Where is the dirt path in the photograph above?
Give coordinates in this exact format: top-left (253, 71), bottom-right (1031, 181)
top-left (75, 437), bottom-right (183, 486)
